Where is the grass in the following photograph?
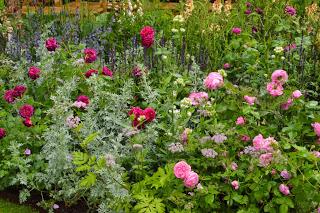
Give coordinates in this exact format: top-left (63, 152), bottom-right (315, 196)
top-left (0, 199), bottom-right (38, 213)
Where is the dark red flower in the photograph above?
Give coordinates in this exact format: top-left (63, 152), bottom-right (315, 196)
top-left (140, 26), bottom-right (155, 48)
top-left (77, 95), bottom-right (90, 105)
top-left (28, 66), bottom-right (41, 80)
top-left (84, 48), bottom-right (97, 63)
top-left (143, 107), bottom-right (156, 122)
top-left (13, 85), bottom-right (27, 98)
top-left (3, 90), bottom-right (15, 103)
top-left (23, 118), bottom-right (32, 127)
top-left (19, 104), bottom-right (34, 118)
top-left (45, 37), bottom-right (58, 51)
top-left (102, 66), bottom-right (113, 78)
top-left (85, 69), bottom-right (98, 78)
top-left (128, 107), bottom-right (144, 118)
top-left (0, 128), bottom-right (6, 139)
top-left (132, 66), bottom-right (143, 77)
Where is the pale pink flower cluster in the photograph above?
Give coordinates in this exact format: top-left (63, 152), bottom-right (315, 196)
top-left (204, 72), bottom-right (224, 90)
top-left (72, 101), bottom-right (87, 108)
top-left (279, 184), bottom-right (290, 195)
top-left (201, 148), bottom-right (218, 158)
top-left (281, 90), bottom-right (302, 110)
top-left (280, 170), bottom-right (291, 180)
top-left (231, 180), bottom-right (239, 190)
top-left (168, 143), bottom-right (184, 153)
top-left (252, 134), bottom-right (279, 167)
top-left (212, 133), bottom-right (227, 144)
top-left (236, 116), bottom-right (246, 125)
top-left (244, 95), bottom-right (256, 105)
top-left (231, 162), bottom-right (238, 171)
top-left (174, 161), bottom-right (199, 188)
top-left (312, 151), bottom-right (320, 158)
top-left (66, 115), bottom-right (80, 128)
top-left (188, 92), bottom-right (209, 106)
top-left (266, 70), bottom-right (288, 97)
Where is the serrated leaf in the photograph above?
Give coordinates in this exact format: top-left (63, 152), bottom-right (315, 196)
top-left (81, 132), bottom-right (99, 149)
top-left (79, 172), bottom-right (96, 188)
top-left (72, 152), bottom-right (89, 165)
top-left (76, 165), bottom-right (91, 172)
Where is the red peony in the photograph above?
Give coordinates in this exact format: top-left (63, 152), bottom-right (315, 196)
top-left (23, 118), bottom-right (32, 127)
top-left (3, 90), bottom-right (15, 103)
top-left (19, 104), bottom-right (34, 118)
top-left (85, 69), bottom-right (98, 78)
top-left (84, 48), bottom-right (97, 63)
top-left (45, 37), bottom-right (58, 51)
top-left (0, 128), bottom-right (6, 139)
top-left (28, 66), bottom-right (41, 80)
top-left (102, 66), bottom-right (113, 78)
top-left (13, 85), bottom-right (27, 98)
top-left (143, 107), bottom-right (156, 122)
top-left (140, 26), bottom-right (155, 48)
top-left (128, 107), bottom-right (144, 118)
top-left (77, 95), bottom-right (90, 105)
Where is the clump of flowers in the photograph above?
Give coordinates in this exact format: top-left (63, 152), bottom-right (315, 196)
top-left (212, 133), bottom-right (227, 144)
top-left (168, 143), bottom-right (184, 153)
top-left (0, 128), bottom-right (6, 139)
top-left (84, 48), bottom-right (97, 63)
top-left (102, 66), bottom-right (113, 78)
top-left (279, 184), bottom-right (290, 195)
top-left (66, 115), bottom-right (80, 128)
top-left (231, 180), bottom-right (239, 190)
top-left (266, 70), bottom-right (288, 97)
top-left (204, 72), bottom-right (224, 90)
top-left (140, 26), bottom-right (155, 48)
top-left (174, 161), bottom-right (199, 188)
top-left (28, 66), bottom-right (41, 80)
top-left (244, 95), bottom-right (256, 105)
top-left (19, 104), bottom-right (34, 127)
top-left (201, 148), bottom-right (218, 158)
top-left (128, 107), bottom-right (156, 128)
top-left (3, 85), bottom-right (27, 104)
top-left (85, 69), bottom-right (98, 78)
top-left (236, 116), bottom-right (246, 125)
top-left (45, 37), bottom-right (58, 51)
top-left (73, 95), bottom-right (90, 109)
top-left (285, 5), bottom-right (296, 16)
top-left (188, 92), bottom-right (208, 106)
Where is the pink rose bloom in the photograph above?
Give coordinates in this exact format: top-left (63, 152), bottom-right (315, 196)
top-left (102, 66), bottom-right (113, 78)
top-left (19, 104), bottom-right (34, 118)
top-left (3, 90), bottom-right (15, 103)
top-left (266, 82), bottom-right (283, 97)
top-left (280, 170), bottom-right (291, 180)
top-left (259, 153), bottom-right (273, 167)
top-left (174, 161), bottom-right (191, 179)
top-left (73, 95), bottom-right (90, 109)
top-left (84, 48), bottom-right (97, 63)
top-left (140, 26), bottom-right (155, 48)
top-left (231, 162), bottom-right (238, 171)
top-left (184, 171), bottom-right (199, 188)
top-left (223, 63), bottom-right (231, 69)
top-left (188, 92), bottom-right (209, 106)
top-left (253, 134), bottom-right (265, 150)
top-left (236, 116), bottom-right (246, 125)
top-left (0, 128), bottom-right (6, 139)
top-left (279, 184), bottom-right (290, 195)
top-left (28, 66), bottom-right (41, 80)
top-left (244, 95), bottom-right (256, 105)
top-left (292, 90), bottom-right (302, 99)
top-left (204, 72), bottom-right (224, 90)
top-left (312, 122), bottom-right (320, 137)
top-left (45, 37), bottom-right (58, 51)
top-left (232, 27), bottom-right (242, 35)
top-left (271, 70), bottom-right (288, 85)
top-left (231, 180), bottom-right (239, 190)
top-left (241, 135), bottom-right (250, 142)
top-left (285, 6), bottom-right (296, 16)
top-left (312, 151), bottom-right (320, 158)
top-left (23, 118), bottom-right (32, 127)
top-left (13, 85), bottom-right (27, 98)
top-left (85, 69), bottom-right (98, 78)
top-left (281, 98), bottom-right (293, 110)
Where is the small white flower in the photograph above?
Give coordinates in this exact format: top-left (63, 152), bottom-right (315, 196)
top-left (161, 55), bottom-right (167, 60)
top-left (171, 28), bottom-right (179, 33)
top-left (172, 91), bottom-right (177, 97)
top-left (281, 56), bottom-right (285, 60)
top-left (187, 111), bottom-right (192, 117)
top-left (274, 46), bottom-right (284, 53)
top-left (180, 28), bottom-right (186, 33)
top-left (271, 55), bottom-right (276, 59)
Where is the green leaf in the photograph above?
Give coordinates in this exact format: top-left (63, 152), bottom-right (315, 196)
top-left (72, 152), bottom-right (89, 165)
top-left (279, 205), bottom-right (288, 213)
top-left (79, 172), bottom-right (97, 188)
top-left (76, 165), bottom-right (91, 172)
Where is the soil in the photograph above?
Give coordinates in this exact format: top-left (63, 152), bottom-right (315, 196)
top-left (0, 188), bottom-right (89, 213)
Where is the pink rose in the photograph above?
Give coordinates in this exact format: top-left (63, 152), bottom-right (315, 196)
top-left (241, 135), bottom-right (250, 142)
top-left (204, 72), bottom-right (224, 90)
top-left (174, 161), bottom-right (191, 179)
top-left (266, 82), bottom-right (283, 97)
top-left (84, 48), bottom-right (97, 63)
top-left (281, 98), bottom-right (293, 110)
top-left (45, 37), bottom-right (58, 51)
top-left (259, 153), bottom-right (273, 167)
top-left (28, 66), bottom-right (41, 80)
top-left (231, 162), bottom-right (238, 171)
top-left (244, 95), bottom-right (256, 105)
top-left (183, 171), bottom-right (199, 188)
top-left (231, 180), bottom-right (239, 190)
top-left (312, 122), bottom-right (320, 137)
top-left (232, 27), bottom-right (242, 35)
top-left (85, 69), bottom-right (98, 78)
top-left (236, 116), bottom-right (246, 125)
top-left (19, 104), bottom-right (34, 118)
top-left (279, 184), bottom-right (290, 195)
top-left (188, 92), bottom-right (209, 106)
top-left (285, 6), bottom-right (296, 16)
top-left (271, 70), bottom-right (288, 85)
top-left (292, 90), bottom-right (302, 99)
top-left (3, 90), bottom-right (15, 103)
top-left (140, 26), bottom-right (155, 48)
top-left (102, 66), bottom-right (113, 78)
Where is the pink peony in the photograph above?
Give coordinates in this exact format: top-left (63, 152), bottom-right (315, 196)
top-left (259, 153), bottom-right (273, 167)
top-left (140, 26), bottom-right (155, 48)
top-left (174, 161), bottom-right (192, 179)
top-left (244, 95), bottom-right (256, 105)
top-left (0, 128), bottom-right (6, 139)
top-left (84, 48), bottom-right (97, 63)
top-left (232, 27), bottom-right (242, 35)
top-left (204, 72), bottom-right (224, 90)
top-left (271, 70), bottom-right (288, 85)
top-left (285, 6), bottom-right (296, 16)
top-left (143, 107), bottom-right (156, 122)
top-left (19, 104), bottom-right (34, 118)
top-left (45, 37), bottom-right (58, 51)
top-left (236, 116), bottom-right (246, 125)
top-left (281, 98), bottom-right (293, 110)
top-left (23, 118), bottom-right (32, 127)
top-left (85, 69), bottom-right (98, 78)
top-left (231, 180), bottom-right (239, 190)
top-left (241, 135), bottom-right (251, 142)
top-left (280, 170), bottom-right (291, 180)
top-left (28, 66), bottom-right (41, 80)
top-left (13, 85), bottom-right (27, 98)
top-left (184, 171), bottom-right (199, 188)
top-left (188, 92), bottom-right (209, 106)
top-left (102, 66), bottom-right (113, 78)
top-left (312, 122), bottom-right (320, 137)
top-left (3, 90), bottom-right (15, 103)
top-left (279, 184), bottom-right (290, 195)
top-left (77, 95), bottom-right (90, 105)
top-left (292, 90), bottom-right (302, 99)
top-left (266, 82), bottom-right (283, 97)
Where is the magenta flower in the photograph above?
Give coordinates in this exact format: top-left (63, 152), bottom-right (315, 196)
top-left (253, 134), bottom-right (274, 152)
top-left (28, 66), bottom-right (41, 80)
top-left (84, 48), bottom-right (97, 63)
top-left (244, 95), bottom-right (256, 105)
top-left (140, 26), bottom-right (155, 48)
top-left (231, 162), bottom-right (238, 171)
top-left (241, 135), bottom-right (250, 142)
top-left (245, 9), bottom-right (252, 15)
top-left (266, 82), bottom-right (283, 97)
top-left (271, 70), bottom-right (288, 85)
top-left (13, 85), bottom-right (27, 98)
top-left (3, 90), bottom-right (15, 103)
top-left (184, 171), bottom-right (199, 188)
top-left (23, 118), bottom-right (33, 127)
top-left (85, 69), bottom-right (98, 78)
top-left (255, 8), bottom-right (263, 14)
top-left (174, 161), bottom-right (191, 179)
top-left (102, 66), bottom-right (113, 78)
top-left (280, 170), bottom-right (291, 180)
top-left (188, 92), bottom-right (209, 106)
top-left (19, 104), bottom-right (34, 119)
top-left (223, 63), bottom-right (231, 69)
top-left (292, 90), bottom-right (302, 99)
top-left (24, 148), bottom-right (31, 155)
top-left (236, 116), bottom-right (246, 125)
top-left (132, 66), bottom-right (143, 77)
top-left (204, 72), bottom-right (224, 90)
top-left (284, 43), bottom-right (297, 52)
top-left (231, 180), bottom-right (239, 190)
top-left (0, 128), bottom-right (6, 139)
top-left (45, 37), bottom-right (58, 51)
top-left (281, 98), bottom-right (293, 110)
top-left (312, 122), bottom-right (320, 137)
top-left (232, 27), bottom-right (242, 35)
top-left (285, 6), bottom-right (296, 16)
top-left (245, 2), bottom-right (251, 7)
top-left (279, 184), bottom-right (290, 195)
